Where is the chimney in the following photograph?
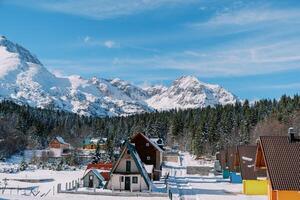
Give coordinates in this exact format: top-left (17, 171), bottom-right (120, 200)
top-left (288, 127), bottom-right (300, 143)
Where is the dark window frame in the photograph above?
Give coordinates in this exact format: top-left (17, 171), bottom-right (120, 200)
top-left (132, 176), bottom-right (138, 183)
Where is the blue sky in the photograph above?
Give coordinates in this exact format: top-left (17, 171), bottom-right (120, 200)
top-left (1, 0), bottom-right (300, 100)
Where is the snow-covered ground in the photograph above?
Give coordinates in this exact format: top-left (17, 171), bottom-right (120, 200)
top-left (0, 168), bottom-right (167, 200)
top-left (0, 152), bottom-right (268, 200)
top-left (163, 152), bottom-right (267, 200)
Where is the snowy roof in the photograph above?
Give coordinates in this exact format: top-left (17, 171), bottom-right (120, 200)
top-left (144, 164), bottom-right (154, 174)
top-left (90, 138), bottom-right (100, 144)
top-left (150, 138), bottom-right (164, 145)
top-left (55, 136), bottom-right (69, 145)
top-left (99, 138), bottom-right (108, 144)
top-left (109, 142), bottom-right (152, 188)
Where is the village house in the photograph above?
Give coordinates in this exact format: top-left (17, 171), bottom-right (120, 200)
top-left (83, 137), bottom-right (108, 151)
top-left (48, 136), bottom-right (72, 158)
top-left (227, 146), bottom-right (242, 183)
top-left (217, 149), bottom-right (230, 178)
top-left (234, 145), bottom-right (267, 195)
top-left (82, 169), bottom-right (106, 188)
top-left (255, 128), bottom-right (300, 200)
top-left (105, 142), bottom-right (152, 192)
top-left (218, 149), bottom-right (229, 178)
top-left (85, 162), bottom-right (113, 181)
top-left (131, 133), bottom-right (163, 180)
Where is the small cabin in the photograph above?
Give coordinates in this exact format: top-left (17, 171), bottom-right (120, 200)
top-left (227, 146), bottom-right (242, 183)
top-left (234, 145), bottom-right (267, 195)
top-left (255, 132), bottom-right (300, 200)
top-left (85, 163), bottom-right (112, 181)
top-left (48, 136), bottom-right (71, 158)
top-left (131, 133), bottom-right (163, 180)
top-left (105, 142), bottom-right (151, 192)
top-left (82, 169), bottom-right (106, 188)
top-left (49, 136), bottom-right (70, 149)
top-left (217, 149), bottom-right (229, 178)
top-left (83, 137), bottom-right (108, 151)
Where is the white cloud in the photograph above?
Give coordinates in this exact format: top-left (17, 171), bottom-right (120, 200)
top-left (83, 36), bottom-right (91, 43)
top-left (193, 8), bottom-right (300, 27)
top-left (6, 0), bottom-right (197, 20)
top-left (49, 69), bottom-right (66, 78)
top-left (104, 40), bottom-right (119, 48)
top-left (257, 83), bottom-right (300, 90)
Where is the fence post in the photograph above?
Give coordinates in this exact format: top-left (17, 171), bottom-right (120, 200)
top-left (65, 182), bottom-right (68, 191)
top-left (75, 181), bottom-right (78, 191)
top-left (53, 186), bottom-right (55, 195)
top-left (69, 182), bottom-right (71, 191)
top-left (57, 184), bottom-right (61, 193)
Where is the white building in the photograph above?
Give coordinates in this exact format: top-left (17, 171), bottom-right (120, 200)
top-left (105, 142), bottom-right (152, 192)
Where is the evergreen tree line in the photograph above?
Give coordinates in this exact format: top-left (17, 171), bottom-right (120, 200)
top-left (0, 94), bottom-right (299, 159)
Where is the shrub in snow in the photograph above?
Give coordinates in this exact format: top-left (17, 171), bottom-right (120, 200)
top-left (19, 157), bottom-right (28, 171)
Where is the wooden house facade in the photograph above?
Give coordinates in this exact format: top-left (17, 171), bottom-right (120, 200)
top-left (131, 133), bottom-right (163, 180)
top-left (227, 146), bottom-right (242, 183)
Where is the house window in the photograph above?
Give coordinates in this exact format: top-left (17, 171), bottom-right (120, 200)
top-left (147, 156), bottom-right (150, 161)
top-left (120, 176), bottom-right (124, 182)
top-left (146, 143), bottom-right (149, 147)
top-left (89, 175), bottom-right (93, 180)
top-left (132, 176), bottom-right (138, 183)
top-left (126, 160), bottom-right (131, 173)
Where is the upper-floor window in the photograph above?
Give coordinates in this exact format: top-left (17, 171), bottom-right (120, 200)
top-left (146, 143), bottom-right (149, 147)
top-left (147, 156), bottom-right (150, 161)
top-left (126, 160), bottom-right (131, 173)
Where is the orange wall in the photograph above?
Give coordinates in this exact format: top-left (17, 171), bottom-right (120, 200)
top-left (268, 181), bottom-right (276, 200)
top-left (268, 180), bottom-right (300, 200)
top-left (277, 191), bottom-right (300, 200)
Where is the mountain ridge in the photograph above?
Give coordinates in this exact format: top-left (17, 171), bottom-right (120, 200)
top-left (0, 36), bottom-right (238, 116)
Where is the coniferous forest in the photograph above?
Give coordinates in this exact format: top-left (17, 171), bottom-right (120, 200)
top-left (0, 94), bottom-right (300, 160)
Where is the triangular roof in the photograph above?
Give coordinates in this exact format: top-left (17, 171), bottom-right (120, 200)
top-left (109, 142), bottom-right (152, 188)
top-left (55, 136), bottom-right (69, 145)
top-left (83, 169), bottom-right (105, 182)
top-left (131, 133), bottom-right (163, 152)
top-left (235, 145), bottom-right (266, 180)
top-left (255, 136), bottom-right (300, 191)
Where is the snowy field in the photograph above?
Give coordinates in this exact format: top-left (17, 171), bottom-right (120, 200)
top-left (0, 160), bottom-right (168, 200)
top-left (163, 152), bottom-right (267, 200)
top-left (0, 152), bottom-right (268, 200)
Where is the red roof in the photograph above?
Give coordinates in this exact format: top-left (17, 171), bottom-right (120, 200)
top-left (100, 171), bottom-right (110, 181)
top-left (87, 163), bottom-right (113, 171)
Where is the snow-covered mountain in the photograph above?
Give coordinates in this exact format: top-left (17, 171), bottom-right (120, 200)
top-left (0, 36), bottom-right (238, 116)
top-left (146, 76), bottom-right (237, 110)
